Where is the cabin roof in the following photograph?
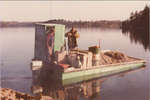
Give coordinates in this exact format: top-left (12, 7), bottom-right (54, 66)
top-left (35, 23), bottom-right (65, 27)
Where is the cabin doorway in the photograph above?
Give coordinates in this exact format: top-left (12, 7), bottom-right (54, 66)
top-left (45, 26), bottom-right (55, 62)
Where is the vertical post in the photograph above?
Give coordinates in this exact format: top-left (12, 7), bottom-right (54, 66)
top-left (65, 37), bottom-right (69, 54)
top-left (99, 39), bottom-right (101, 48)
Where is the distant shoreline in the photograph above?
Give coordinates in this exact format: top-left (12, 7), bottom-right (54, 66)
top-left (0, 21), bottom-right (35, 28)
top-left (0, 19), bottom-right (121, 29)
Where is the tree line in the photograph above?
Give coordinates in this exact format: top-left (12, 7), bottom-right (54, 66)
top-left (0, 20), bottom-right (121, 29)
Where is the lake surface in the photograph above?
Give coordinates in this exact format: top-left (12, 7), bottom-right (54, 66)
top-left (1, 27), bottom-right (149, 100)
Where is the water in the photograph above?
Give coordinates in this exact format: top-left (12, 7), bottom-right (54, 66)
top-left (1, 27), bottom-right (149, 100)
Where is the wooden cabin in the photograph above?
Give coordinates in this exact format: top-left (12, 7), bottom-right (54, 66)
top-left (34, 23), bottom-right (65, 63)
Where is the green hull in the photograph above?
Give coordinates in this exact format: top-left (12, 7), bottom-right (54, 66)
top-left (62, 61), bottom-right (145, 85)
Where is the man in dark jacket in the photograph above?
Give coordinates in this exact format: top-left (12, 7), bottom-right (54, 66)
top-left (65, 27), bottom-right (79, 50)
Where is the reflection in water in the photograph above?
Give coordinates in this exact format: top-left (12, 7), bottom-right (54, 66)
top-left (31, 65), bottom-right (146, 100)
top-left (31, 69), bottom-right (105, 100)
top-left (122, 29), bottom-right (150, 51)
top-left (122, 6), bottom-right (149, 51)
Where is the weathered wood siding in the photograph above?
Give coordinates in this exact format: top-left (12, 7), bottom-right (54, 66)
top-left (34, 24), bottom-right (47, 61)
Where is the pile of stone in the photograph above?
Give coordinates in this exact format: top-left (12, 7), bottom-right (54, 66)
top-left (0, 88), bottom-right (53, 100)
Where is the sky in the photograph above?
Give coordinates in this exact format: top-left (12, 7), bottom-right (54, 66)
top-left (0, 1), bottom-right (149, 22)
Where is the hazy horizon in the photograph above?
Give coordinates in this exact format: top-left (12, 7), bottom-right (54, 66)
top-left (0, 1), bottom-right (149, 22)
